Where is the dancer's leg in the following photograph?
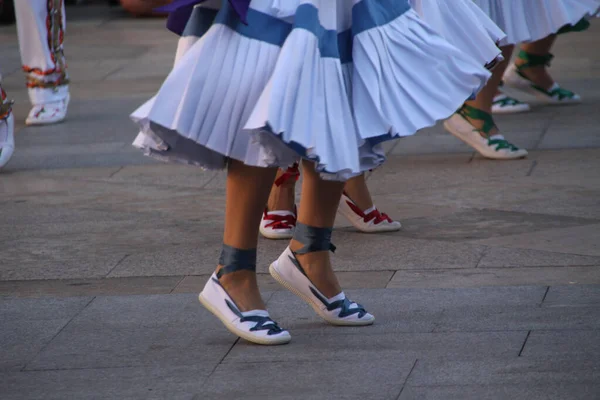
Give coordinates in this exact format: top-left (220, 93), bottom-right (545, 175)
top-left (218, 160), bottom-right (277, 311)
top-left (289, 160), bottom-right (343, 298)
top-left (515, 35), bottom-right (557, 91)
top-left (14, 0), bottom-right (69, 125)
top-left (342, 174), bottom-right (373, 211)
top-left (267, 167), bottom-right (297, 213)
top-left (464, 45), bottom-right (515, 136)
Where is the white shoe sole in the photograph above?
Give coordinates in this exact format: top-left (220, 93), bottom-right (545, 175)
top-left (444, 117), bottom-right (528, 160)
top-left (198, 292), bottom-right (291, 345)
top-left (269, 261), bottom-right (374, 326)
top-left (491, 103), bottom-right (531, 114)
top-left (0, 114), bottom-right (15, 169)
top-left (259, 226), bottom-right (294, 240)
top-left (503, 68), bottom-right (581, 105)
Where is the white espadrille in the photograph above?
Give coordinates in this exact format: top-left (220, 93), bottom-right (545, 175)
top-left (199, 273), bottom-right (291, 345)
top-left (269, 247), bottom-right (375, 326)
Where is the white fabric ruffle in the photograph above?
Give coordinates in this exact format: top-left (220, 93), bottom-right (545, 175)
top-left (409, 0), bottom-right (505, 68)
top-left (473, 0), bottom-right (600, 44)
top-left (132, 1), bottom-right (492, 180)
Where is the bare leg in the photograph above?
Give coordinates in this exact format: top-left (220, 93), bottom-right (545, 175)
top-left (217, 160), bottom-right (277, 311)
top-left (515, 35), bottom-right (557, 91)
top-left (289, 160), bottom-right (343, 298)
top-left (266, 168), bottom-right (297, 212)
top-left (464, 45), bottom-right (514, 137)
top-left (342, 174), bottom-right (373, 211)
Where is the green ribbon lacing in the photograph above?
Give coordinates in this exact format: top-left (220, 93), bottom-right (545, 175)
top-left (515, 50), bottom-right (577, 99)
top-left (557, 18), bottom-right (591, 35)
top-left (458, 105), bottom-right (520, 152)
top-left (493, 96), bottom-right (525, 107)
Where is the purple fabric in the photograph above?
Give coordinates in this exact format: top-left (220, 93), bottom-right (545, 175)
top-left (157, 0), bottom-right (251, 35)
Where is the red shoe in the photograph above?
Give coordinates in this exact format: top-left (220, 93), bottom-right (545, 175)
top-left (338, 193), bottom-right (401, 233)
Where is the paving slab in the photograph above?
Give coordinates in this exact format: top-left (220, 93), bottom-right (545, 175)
top-left (478, 246), bottom-right (600, 268)
top-left (200, 358), bottom-right (414, 400)
top-left (477, 224), bottom-right (600, 257)
top-left (399, 383), bottom-right (600, 400)
top-left (388, 266), bottom-right (600, 288)
top-left (223, 331), bottom-right (527, 363)
top-left (26, 294), bottom-right (235, 370)
top-left (0, 364), bottom-right (213, 400)
top-left (543, 285), bottom-right (600, 307)
top-left (406, 357), bottom-right (600, 387)
top-left (0, 297), bottom-right (92, 371)
top-left (521, 330), bottom-right (600, 358)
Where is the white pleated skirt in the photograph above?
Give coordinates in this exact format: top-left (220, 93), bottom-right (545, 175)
top-left (132, 0), bottom-right (493, 180)
top-left (409, 0), bottom-right (505, 68)
top-left (473, 0), bottom-right (600, 44)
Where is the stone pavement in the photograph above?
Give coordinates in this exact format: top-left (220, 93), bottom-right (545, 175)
top-left (1, 4), bottom-right (600, 399)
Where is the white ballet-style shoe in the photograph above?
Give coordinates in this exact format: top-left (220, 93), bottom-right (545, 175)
top-left (338, 193), bottom-right (401, 233)
top-left (491, 94), bottom-right (531, 114)
top-left (269, 247), bottom-right (375, 326)
top-left (199, 272), bottom-right (291, 345)
top-left (503, 65), bottom-right (581, 105)
top-left (26, 94), bottom-right (70, 126)
top-left (0, 112), bottom-right (15, 169)
top-left (444, 112), bottom-right (528, 160)
top-left (259, 208), bottom-right (296, 240)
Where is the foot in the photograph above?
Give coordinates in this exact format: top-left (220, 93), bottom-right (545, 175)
top-left (444, 111), bottom-right (528, 160)
top-left (269, 247), bottom-right (374, 326)
top-left (491, 94), bottom-right (531, 114)
top-left (338, 193), bottom-right (401, 233)
top-left (25, 95), bottom-right (70, 126)
top-left (260, 207), bottom-right (297, 240)
top-left (503, 52), bottom-right (581, 105)
top-left (0, 112), bottom-right (15, 169)
top-left (199, 271), bottom-right (291, 345)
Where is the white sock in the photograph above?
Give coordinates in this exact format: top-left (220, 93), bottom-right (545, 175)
top-left (328, 291), bottom-right (345, 303)
top-left (363, 205), bottom-right (376, 215)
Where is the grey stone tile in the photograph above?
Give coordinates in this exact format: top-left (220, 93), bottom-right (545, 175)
top-left (434, 306), bottom-right (600, 332)
top-left (477, 224), bottom-right (600, 257)
top-left (26, 294), bottom-right (234, 370)
top-left (110, 164), bottom-right (218, 189)
top-left (0, 298), bottom-right (91, 370)
top-left (521, 330), bottom-right (600, 358)
top-left (399, 383), bottom-right (600, 400)
top-left (398, 209), bottom-right (593, 242)
top-left (331, 233), bottom-right (487, 271)
top-left (172, 271), bottom-right (394, 295)
top-left (407, 357), bottom-right (600, 386)
top-left (515, 148), bottom-right (600, 190)
top-left (224, 331), bottom-right (526, 363)
top-left (200, 358), bottom-right (414, 400)
top-left (265, 290), bottom-right (440, 335)
top-left (0, 277), bottom-right (183, 298)
top-left (388, 267), bottom-right (600, 288)
top-left (391, 133), bottom-right (474, 155)
top-left (543, 285), bottom-right (600, 307)
top-left (0, 364), bottom-right (212, 400)
top-left (479, 246), bottom-right (600, 268)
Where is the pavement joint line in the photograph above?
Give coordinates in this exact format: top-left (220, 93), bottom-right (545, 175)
top-left (540, 286), bottom-right (551, 306)
top-left (169, 276), bottom-right (188, 294)
top-left (526, 160), bottom-right (538, 177)
top-left (105, 254), bottom-right (131, 277)
top-left (474, 246), bottom-right (489, 268)
top-left (532, 114), bottom-right (556, 150)
top-left (108, 165), bottom-right (124, 178)
top-left (467, 152), bottom-right (476, 164)
top-left (517, 330), bottom-right (532, 357)
top-left (395, 359), bottom-right (419, 400)
top-left (200, 172), bottom-right (219, 189)
top-left (21, 296), bottom-right (97, 372)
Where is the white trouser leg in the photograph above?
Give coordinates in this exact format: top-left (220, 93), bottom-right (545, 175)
top-left (14, 0), bottom-right (69, 106)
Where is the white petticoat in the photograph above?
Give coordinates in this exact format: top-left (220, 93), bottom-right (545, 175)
top-left (473, 0), bottom-right (600, 44)
top-left (132, 0), bottom-right (492, 180)
top-left (409, 0), bottom-right (506, 68)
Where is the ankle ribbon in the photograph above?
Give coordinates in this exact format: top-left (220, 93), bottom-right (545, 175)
top-left (217, 244), bottom-right (257, 279)
top-left (292, 222), bottom-right (336, 255)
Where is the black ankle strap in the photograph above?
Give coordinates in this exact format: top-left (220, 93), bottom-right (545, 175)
top-left (292, 223), bottom-right (336, 255)
top-left (216, 244), bottom-right (257, 279)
